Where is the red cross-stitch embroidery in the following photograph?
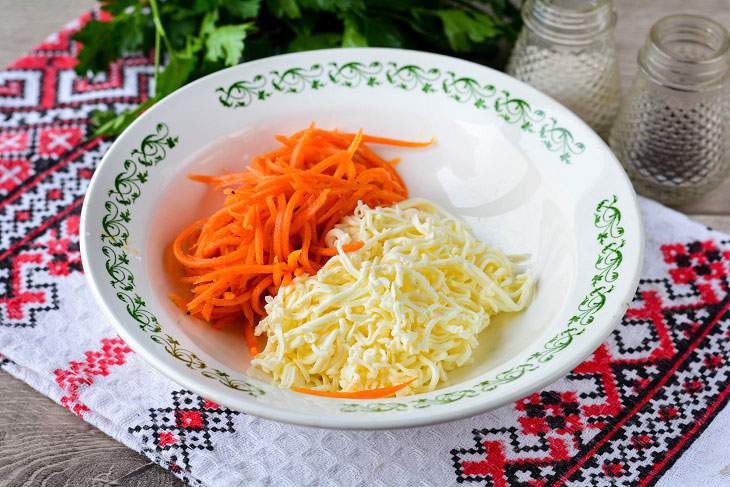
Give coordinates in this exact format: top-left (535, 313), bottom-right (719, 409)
top-left (53, 337), bottom-right (133, 417)
top-left (451, 239), bottom-right (730, 486)
top-left (2, 11), bottom-right (730, 487)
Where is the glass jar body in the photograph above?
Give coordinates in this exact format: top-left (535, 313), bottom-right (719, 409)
top-left (609, 14), bottom-right (730, 206)
top-left (609, 72), bottom-right (730, 205)
top-left (507, 6), bottom-right (621, 139)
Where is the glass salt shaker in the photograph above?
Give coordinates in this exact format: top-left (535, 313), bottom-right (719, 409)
top-left (609, 15), bottom-right (730, 206)
top-left (506, 0), bottom-right (622, 139)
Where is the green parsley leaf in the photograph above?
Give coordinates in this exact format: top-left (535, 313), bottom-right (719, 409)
top-left (73, 12), bottom-right (153, 76)
top-left (77, 0), bottom-right (519, 141)
top-left (156, 56), bottom-right (198, 98)
top-left (91, 98), bottom-right (155, 137)
top-left (72, 20), bottom-right (120, 75)
top-left (298, 0), bottom-right (363, 12)
top-left (223, 0), bottom-right (262, 18)
top-left (166, 18), bottom-right (200, 50)
top-left (288, 32), bottom-right (342, 52)
top-left (90, 108), bottom-right (119, 128)
top-left (362, 17), bottom-right (407, 48)
top-left (266, 0), bottom-right (301, 19)
top-left (205, 23), bottom-right (253, 66)
top-left (341, 14), bottom-right (368, 48)
top-left (115, 10), bottom-right (153, 53)
top-left (199, 9), bottom-right (219, 38)
top-left (436, 10), bottom-right (500, 52)
top-left (192, 0), bottom-right (222, 13)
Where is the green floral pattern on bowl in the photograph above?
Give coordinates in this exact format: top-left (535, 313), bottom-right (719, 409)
top-left (215, 61), bottom-right (586, 163)
top-left (99, 122), bottom-right (264, 398)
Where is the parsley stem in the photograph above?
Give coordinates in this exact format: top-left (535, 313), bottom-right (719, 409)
top-left (153, 28), bottom-right (161, 96)
top-left (148, 0), bottom-right (175, 62)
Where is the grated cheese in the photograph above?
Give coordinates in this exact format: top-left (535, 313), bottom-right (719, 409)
top-left (251, 198), bottom-right (534, 395)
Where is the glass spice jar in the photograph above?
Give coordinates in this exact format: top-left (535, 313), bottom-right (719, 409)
top-left (506, 0), bottom-right (622, 139)
top-left (609, 15), bottom-right (730, 206)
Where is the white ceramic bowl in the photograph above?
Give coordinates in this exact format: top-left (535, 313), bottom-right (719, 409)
top-left (80, 48), bottom-right (643, 429)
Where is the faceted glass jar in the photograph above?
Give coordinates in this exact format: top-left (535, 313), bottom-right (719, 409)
top-left (507, 0), bottom-right (621, 139)
top-left (609, 15), bottom-right (730, 206)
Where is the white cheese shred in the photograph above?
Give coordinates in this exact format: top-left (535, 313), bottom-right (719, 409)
top-left (252, 198), bottom-right (534, 395)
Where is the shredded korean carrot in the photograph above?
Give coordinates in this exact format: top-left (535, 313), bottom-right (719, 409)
top-left (171, 123), bottom-right (433, 358)
top-left (292, 378), bottom-right (417, 399)
top-left (309, 241), bottom-right (364, 256)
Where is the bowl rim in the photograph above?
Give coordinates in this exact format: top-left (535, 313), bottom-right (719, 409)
top-left (80, 47), bottom-right (645, 429)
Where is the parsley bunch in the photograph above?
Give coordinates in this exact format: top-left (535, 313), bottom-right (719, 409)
top-left (74, 0), bottom-right (521, 136)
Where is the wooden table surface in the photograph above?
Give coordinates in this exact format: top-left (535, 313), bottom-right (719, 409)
top-left (1, 1), bottom-right (729, 485)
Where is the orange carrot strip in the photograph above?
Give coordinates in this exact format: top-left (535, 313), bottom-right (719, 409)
top-left (316, 188), bottom-right (359, 224)
top-left (201, 301), bottom-right (214, 321)
top-left (326, 131), bottom-right (434, 148)
top-left (360, 135), bottom-right (434, 147)
top-left (265, 194), bottom-right (278, 217)
top-left (173, 218), bottom-right (207, 255)
top-left (293, 378), bottom-right (416, 399)
top-left (241, 302), bottom-right (259, 356)
top-left (300, 222), bottom-right (314, 275)
top-left (251, 275), bottom-right (274, 316)
top-left (178, 276), bottom-right (203, 284)
top-left (291, 122), bottom-right (315, 168)
top-left (188, 278), bottom-right (232, 310)
top-left (346, 129), bottom-right (364, 157)
top-left (281, 272), bottom-right (293, 287)
top-left (308, 151), bottom-right (348, 174)
top-left (263, 214), bottom-right (276, 264)
top-left (172, 123), bottom-right (423, 331)
top-left (273, 193), bottom-right (286, 262)
top-left (281, 191), bottom-right (303, 256)
top-left (169, 294), bottom-right (189, 313)
top-left (211, 291), bottom-right (252, 306)
top-left (264, 157), bottom-right (288, 174)
top-left (200, 236), bottom-right (243, 256)
top-left (273, 259), bottom-right (284, 288)
top-left (192, 264), bottom-right (275, 283)
top-left (320, 133), bottom-right (408, 192)
top-left (287, 249), bottom-right (302, 269)
top-left (310, 241), bottom-right (364, 256)
top-left (213, 315), bottom-right (238, 330)
top-left (290, 190), bottom-right (329, 234)
top-left (253, 209), bottom-right (264, 264)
